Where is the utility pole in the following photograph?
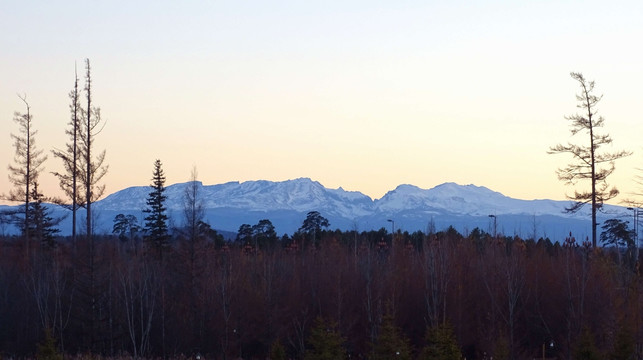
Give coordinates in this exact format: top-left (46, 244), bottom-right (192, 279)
top-left (387, 219), bottom-right (395, 255)
top-left (488, 214), bottom-right (497, 238)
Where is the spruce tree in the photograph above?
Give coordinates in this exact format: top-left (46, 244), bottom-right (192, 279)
top-left (304, 317), bottom-right (347, 360)
top-left (26, 182), bottom-right (60, 249)
top-left (144, 159), bottom-right (169, 259)
top-left (420, 322), bottom-right (461, 360)
top-left (371, 313), bottom-right (412, 360)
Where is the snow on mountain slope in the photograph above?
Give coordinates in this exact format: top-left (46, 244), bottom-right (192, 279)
top-left (375, 182), bottom-right (582, 217)
top-left (97, 178), bottom-right (374, 218)
top-left (5, 178), bottom-right (630, 238)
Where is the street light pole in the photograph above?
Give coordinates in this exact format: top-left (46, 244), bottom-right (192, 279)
top-left (488, 214), bottom-right (497, 238)
top-left (627, 207), bottom-right (639, 260)
top-left (387, 219), bottom-right (395, 250)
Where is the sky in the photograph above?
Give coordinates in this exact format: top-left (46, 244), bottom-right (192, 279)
top-left (2, 1), bottom-right (643, 204)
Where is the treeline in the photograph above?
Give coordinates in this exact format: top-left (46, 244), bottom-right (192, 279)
top-left (0, 226), bottom-right (640, 359)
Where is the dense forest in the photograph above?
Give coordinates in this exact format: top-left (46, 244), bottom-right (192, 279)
top-left (0, 223), bottom-right (641, 359)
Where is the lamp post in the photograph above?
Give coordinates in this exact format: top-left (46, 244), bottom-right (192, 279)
top-left (387, 219), bottom-right (395, 249)
top-left (488, 214), bottom-right (497, 238)
top-left (627, 207), bottom-right (639, 259)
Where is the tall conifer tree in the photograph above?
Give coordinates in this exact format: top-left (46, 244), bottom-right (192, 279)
top-left (144, 159), bottom-right (169, 259)
top-left (52, 66), bottom-right (81, 242)
top-left (6, 94), bottom-right (47, 250)
top-left (79, 58), bottom-right (108, 239)
top-left (549, 72), bottom-right (630, 247)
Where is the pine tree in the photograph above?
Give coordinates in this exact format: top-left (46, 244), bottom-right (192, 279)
top-left (144, 159), bottom-right (169, 259)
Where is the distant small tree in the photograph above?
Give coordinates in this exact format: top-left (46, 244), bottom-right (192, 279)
top-left (182, 166), bottom-right (205, 243)
top-left (549, 72), bottom-right (631, 247)
top-left (197, 220), bottom-right (225, 248)
top-left (236, 224), bottom-right (253, 245)
top-left (600, 218), bottom-right (636, 267)
top-left (113, 214), bottom-right (140, 242)
top-left (304, 317), bottom-right (346, 360)
top-left (298, 211), bottom-right (330, 247)
top-left (252, 219), bottom-right (278, 249)
top-left (143, 159), bottom-right (169, 259)
top-left (600, 219), bottom-right (635, 248)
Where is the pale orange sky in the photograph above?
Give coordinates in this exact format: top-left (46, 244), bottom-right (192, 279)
top-left (2, 1), bottom-right (643, 204)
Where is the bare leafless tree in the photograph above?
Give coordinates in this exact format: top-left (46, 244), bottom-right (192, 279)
top-left (549, 72), bottom-right (631, 247)
top-left (52, 66), bottom-right (81, 242)
top-left (6, 94), bottom-right (47, 252)
top-left (119, 255), bottom-right (157, 358)
top-left (78, 58), bottom-right (108, 240)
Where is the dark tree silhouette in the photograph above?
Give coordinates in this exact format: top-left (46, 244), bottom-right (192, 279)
top-left (182, 167), bottom-right (205, 243)
top-left (113, 214), bottom-right (140, 242)
top-left (52, 67), bottom-right (81, 242)
top-left (252, 219), bottom-right (278, 249)
top-left (549, 72), bottom-right (630, 247)
top-left (72, 59), bottom-right (108, 352)
top-left (26, 182), bottom-right (61, 249)
top-left (600, 219), bottom-right (635, 249)
top-left (78, 58), bottom-right (108, 239)
top-left (143, 159), bottom-right (169, 259)
top-left (298, 211), bottom-right (330, 247)
top-left (236, 224), bottom-right (253, 245)
top-left (5, 94), bottom-right (47, 249)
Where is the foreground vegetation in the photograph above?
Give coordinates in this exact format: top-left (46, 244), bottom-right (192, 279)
top-left (0, 226), bottom-right (641, 360)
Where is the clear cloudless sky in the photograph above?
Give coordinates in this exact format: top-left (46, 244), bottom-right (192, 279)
top-left (1, 0), bottom-right (643, 204)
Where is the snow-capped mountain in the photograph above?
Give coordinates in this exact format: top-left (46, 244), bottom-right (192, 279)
top-left (1, 178), bottom-right (632, 241)
top-left (98, 178), bottom-right (375, 217)
top-left (375, 182), bottom-right (589, 217)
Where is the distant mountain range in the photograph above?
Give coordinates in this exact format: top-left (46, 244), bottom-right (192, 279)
top-left (0, 178), bottom-right (634, 241)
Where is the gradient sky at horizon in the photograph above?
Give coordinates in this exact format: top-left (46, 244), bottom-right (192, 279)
top-left (2, 1), bottom-right (643, 204)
